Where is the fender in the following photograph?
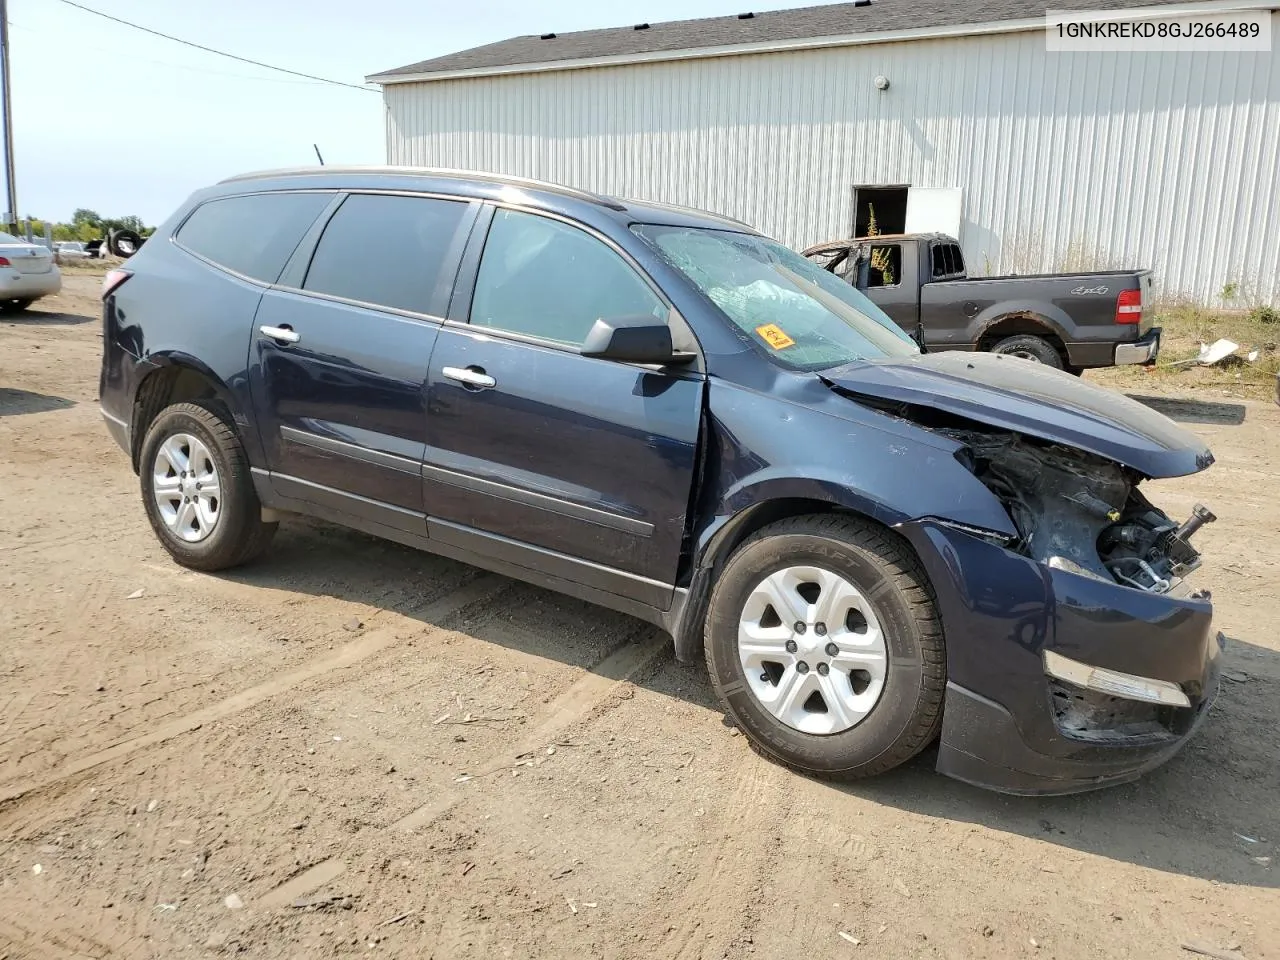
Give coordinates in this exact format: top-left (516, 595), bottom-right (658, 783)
top-left (667, 469), bottom-right (1014, 664)
top-left (970, 301), bottom-right (1076, 346)
top-left (130, 351), bottom-right (263, 468)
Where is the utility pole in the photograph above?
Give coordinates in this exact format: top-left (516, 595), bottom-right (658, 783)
top-left (0, 0), bottom-right (16, 232)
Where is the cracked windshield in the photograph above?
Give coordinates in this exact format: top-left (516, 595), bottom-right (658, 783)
top-left (635, 224), bottom-right (918, 370)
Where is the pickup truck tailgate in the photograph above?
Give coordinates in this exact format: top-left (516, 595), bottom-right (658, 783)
top-left (1138, 272), bottom-right (1156, 334)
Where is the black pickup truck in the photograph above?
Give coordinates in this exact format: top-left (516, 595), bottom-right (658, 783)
top-left (802, 233), bottom-right (1160, 372)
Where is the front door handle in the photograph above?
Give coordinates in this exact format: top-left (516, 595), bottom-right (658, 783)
top-left (260, 324), bottom-right (300, 345)
top-left (441, 365), bottom-right (496, 389)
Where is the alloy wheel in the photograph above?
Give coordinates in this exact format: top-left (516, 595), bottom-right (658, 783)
top-left (152, 433), bottom-right (221, 543)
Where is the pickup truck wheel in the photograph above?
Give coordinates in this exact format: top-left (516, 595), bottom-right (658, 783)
top-left (990, 334), bottom-right (1064, 368)
top-left (704, 515), bottom-right (945, 780)
top-left (139, 401), bottom-right (277, 571)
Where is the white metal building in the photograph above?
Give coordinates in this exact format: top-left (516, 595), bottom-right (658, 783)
top-left (369, 0), bottom-right (1280, 304)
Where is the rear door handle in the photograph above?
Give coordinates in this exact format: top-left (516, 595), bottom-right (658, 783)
top-left (260, 324), bottom-right (300, 344)
top-left (441, 365), bottom-right (496, 389)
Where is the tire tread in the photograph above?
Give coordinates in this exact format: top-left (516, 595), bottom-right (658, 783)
top-left (704, 512), bottom-right (946, 781)
top-left (140, 400), bottom-right (276, 570)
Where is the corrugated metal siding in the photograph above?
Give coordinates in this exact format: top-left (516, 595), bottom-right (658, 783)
top-left (385, 20), bottom-right (1280, 304)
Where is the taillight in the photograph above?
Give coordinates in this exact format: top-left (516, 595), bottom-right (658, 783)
top-left (1115, 288), bottom-right (1142, 324)
top-left (102, 268), bottom-right (132, 299)
top-left (0, 256), bottom-right (10, 266)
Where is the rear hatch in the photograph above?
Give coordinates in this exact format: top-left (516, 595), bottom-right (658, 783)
top-left (0, 243), bottom-right (55, 275)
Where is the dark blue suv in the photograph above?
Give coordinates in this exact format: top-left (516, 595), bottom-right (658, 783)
top-left (100, 167), bottom-right (1223, 794)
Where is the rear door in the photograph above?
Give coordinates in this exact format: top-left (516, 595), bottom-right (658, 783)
top-left (422, 206), bottom-right (704, 606)
top-left (249, 192), bottom-right (477, 530)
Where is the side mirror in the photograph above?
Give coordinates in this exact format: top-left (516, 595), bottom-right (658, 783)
top-left (580, 314), bottom-right (690, 365)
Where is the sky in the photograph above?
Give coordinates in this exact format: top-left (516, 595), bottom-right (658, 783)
top-left (14, 0), bottom-right (803, 226)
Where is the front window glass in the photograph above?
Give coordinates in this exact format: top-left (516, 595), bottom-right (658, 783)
top-left (471, 209), bottom-right (665, 346)
top-left (634, 225), bottom-right (917, 370)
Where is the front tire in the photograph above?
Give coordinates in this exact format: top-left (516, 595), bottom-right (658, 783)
top-left (704, 515), bottom-right (945, 780)
top-left (0, 298), bottom-right (34, 313)
top-left (139, 401), bottom-right (276, 571)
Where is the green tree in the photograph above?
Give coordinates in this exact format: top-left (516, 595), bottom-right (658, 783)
top-left (112, 215), bottom-right (146, 233)
top-left (71, 208), bottom-right (101, 228)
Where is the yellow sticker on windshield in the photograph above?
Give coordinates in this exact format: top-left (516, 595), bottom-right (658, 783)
top-left (755, 323), bottom-right (796, 350)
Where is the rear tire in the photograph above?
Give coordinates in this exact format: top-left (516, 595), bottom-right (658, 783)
top-left (990, 334), bottom-right (1064, 368)
top-left (139, 400), bottom-right (276, 571)
top-left (703, 514), bottom-right (945, 781)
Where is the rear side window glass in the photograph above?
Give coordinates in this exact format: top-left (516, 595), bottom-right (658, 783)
top-left (303, 194), bottom-right (468, 315)
top-left (933, 244), bottom-right (965, 278)
top-left (176, 192), bottom-right (331, 283)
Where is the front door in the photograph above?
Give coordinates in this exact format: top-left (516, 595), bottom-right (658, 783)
top-left (250, 192), bottom-right (476, 529)
top-left (854, 240), bottom-right (916, 333)
top-left (422, 207), bottom-right (704, 607)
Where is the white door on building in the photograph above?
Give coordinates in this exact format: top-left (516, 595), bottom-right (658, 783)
top-left (904, 188), bottom-right (963, 238)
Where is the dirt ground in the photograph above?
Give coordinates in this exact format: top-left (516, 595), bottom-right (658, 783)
top-left (2, 275), bottom-right (1278, 960)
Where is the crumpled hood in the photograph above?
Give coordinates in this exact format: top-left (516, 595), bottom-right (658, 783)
top-left (823, 351), bottom-right (1214, 478)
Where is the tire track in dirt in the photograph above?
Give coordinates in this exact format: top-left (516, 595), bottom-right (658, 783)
top-left (391, 623), bottom-right (666, 832)
top-left (0, 574), bottom-right (505, 809)
top-left (0, 563), bottom-right (113, 777)
top-left (0, 914), bottom-right (126, 960)
top-left (655, 756), bottom-right (791, 960)
top-left (256, 625), bottom-right (668, 909)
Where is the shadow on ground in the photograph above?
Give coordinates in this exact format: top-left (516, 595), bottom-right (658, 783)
top-left (0, 387), bottom-right (75, 416)
top-left (210, 515), bottom-right (1280, 890)
top-left (209, 519), bottom-right (1280, 896)
top-left (1129, 394), bottom-right (1248, 425)
top-left (3, 306), bottom-right (94, 326)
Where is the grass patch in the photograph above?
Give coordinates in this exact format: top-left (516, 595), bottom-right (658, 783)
top-left (1089, 302), bottom-right (1279, 401)
top-left (57, 258), bottom-right (124, 276)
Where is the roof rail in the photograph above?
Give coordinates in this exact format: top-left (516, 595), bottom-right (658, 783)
top-left (218, 165), bottom-right (626, 210)
top-left (621, 196), bottom-right (755, 230)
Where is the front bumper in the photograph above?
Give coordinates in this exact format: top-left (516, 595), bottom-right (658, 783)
top-left (899, 520), bottom-right (1220, 795)
top-left (1114, 326), bottom-right (1161, 366)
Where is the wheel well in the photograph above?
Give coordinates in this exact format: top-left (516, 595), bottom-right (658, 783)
top-left (701, 499), bottom-right (838, 576)
top-left (672, 498), bottom-right (914, 663)
top-left (130, 366), bottom-right (226, 471)
top-left (978, 314), bottom-right (1067, 360)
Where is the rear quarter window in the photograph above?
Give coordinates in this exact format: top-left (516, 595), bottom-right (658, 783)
top-left (175, 191), bottom-right (332, 283)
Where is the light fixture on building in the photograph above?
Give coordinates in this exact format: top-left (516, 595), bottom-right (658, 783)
top-left (874, 75), bottom-right (891, 91)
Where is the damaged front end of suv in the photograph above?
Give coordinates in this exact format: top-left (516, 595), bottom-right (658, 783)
top-left (826, 352), bottom-right (1225, 794)
top-left (947, 430), bottom-right (1215, 598)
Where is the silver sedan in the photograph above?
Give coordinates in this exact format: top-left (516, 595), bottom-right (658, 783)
top-left (0, 231), bottom-right (62, 310)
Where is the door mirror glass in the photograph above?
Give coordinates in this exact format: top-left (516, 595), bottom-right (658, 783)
top-left (580, 314), bottom-right (685, 364)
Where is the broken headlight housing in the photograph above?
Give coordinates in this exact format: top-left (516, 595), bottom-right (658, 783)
top-left (944, 430), bottom-right (1214, 595)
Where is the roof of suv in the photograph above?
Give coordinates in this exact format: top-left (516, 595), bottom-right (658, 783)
top-left (215, 166), bottom-right (757, 234)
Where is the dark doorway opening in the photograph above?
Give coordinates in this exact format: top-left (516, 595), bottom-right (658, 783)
top-left (852, 186), bottom-right (908, 238)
